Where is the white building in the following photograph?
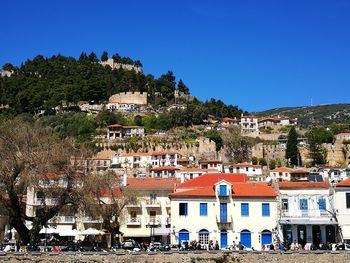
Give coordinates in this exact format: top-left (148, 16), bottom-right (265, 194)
top-left (120, 178), bottom-right (178, 244)
top-left (240, 115), bottom-right (258, 134)
top-left (169, 173), bottom-right (278, 250)
top-left (278, 182), bottom-right (337, 248)
top-left (150, 167), bottom-right (179, 178)
top-left (226, 163), bottom-right (262, 180)
top-left (150, 152), bottom-right (182, 167)
top-left (334, 178), bottom-right (350, 243)
top-left (177, 168), bottom-right (218, 183)
top-left (199, 160), bottom-right (223, 172)
top-left (117, 152), bottom-right (151, 169)
top-left (107, 124), bottom-right (145, 139)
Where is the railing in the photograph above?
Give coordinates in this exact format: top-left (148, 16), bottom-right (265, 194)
top-left (216, 215), bottom-right (232, 224)
top-left (281, 209), bottom-right (332, 218)
top-left (146, 216), bottom-right (161, 225)
top-left (126, 217), bottom-right (141, 225)
top-left (48, 216), bottom-right (75, 223)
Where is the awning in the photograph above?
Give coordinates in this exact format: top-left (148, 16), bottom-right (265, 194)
top-left (279, 218), bottom-right (338, 225)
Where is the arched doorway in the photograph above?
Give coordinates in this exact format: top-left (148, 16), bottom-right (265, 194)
top-left (261, 230), bottom-right (272, 245)
top-left (178, 229), bottom-right (189, 245)
top-left (312, 225), bottom-right (321, 248)
top-left (240, 230), bottom-right (251, 248)
top-left (198, 229), bottom-right (209, 245)
top-left (220, 229), bottom-right (228, 249)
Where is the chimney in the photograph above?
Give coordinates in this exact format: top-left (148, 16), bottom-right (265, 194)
top-left (123, 172), bottom-right (127, 187)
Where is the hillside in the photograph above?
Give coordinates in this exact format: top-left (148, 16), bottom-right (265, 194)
top-left (254, 104), bottom-right (350, 127)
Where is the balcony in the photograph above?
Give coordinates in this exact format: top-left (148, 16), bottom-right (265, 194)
top-left (216, 215), bottom-right (232, 225)
top-left (146, 216), bottom-right (161, 226)
top-left (48, 216), bottom-right (75, 224)
top-left (126, 217), bottom-right (141, 226)
top-left (81, 216), bottom-right (103, 224)
top-left (145, 200), bottom-right (161, 208)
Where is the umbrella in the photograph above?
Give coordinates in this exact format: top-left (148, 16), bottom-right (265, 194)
top-left (39, 227), bottom-right (58, 234)
top-left (80, 228), bottom-right (104, 235)
top-left (59, 229), bottom-right (80, 236)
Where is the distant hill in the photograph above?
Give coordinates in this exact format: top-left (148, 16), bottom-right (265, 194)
top-left (254, 104), bottom-right (350, 127)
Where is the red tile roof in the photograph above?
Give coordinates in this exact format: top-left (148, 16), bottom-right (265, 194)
top-left (126, 178), bottom-right (179, 189)
top-left (199, 159), bottom-right (222, 164)
top-left (150, 166), bottom-right (179, 171)
top-left (223, 117), bottom-right (239, 122)
top-left (100, 188), bottom-right (122, 198)
top-left (170, 182), bottom-right (276, 198)
top-left (258, 117), bottom-right (279, 123)
top-left (270, 167), bottom-right (292, 172)
top-left (336, 178), bottom-right (350, 187)
top-left (290, 169), bottom-right (309, 174)
top-left (278, 181), bottom-right (330, 189)
top-left (177, 158), bottom-right (190, 162)
top-left (178, 173), bottom-right (247, 188)
top-left (107, 124), bottom-right (123, 128)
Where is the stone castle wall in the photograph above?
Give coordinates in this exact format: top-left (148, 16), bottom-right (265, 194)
top-left (108, 91), bottom-right (148, 105)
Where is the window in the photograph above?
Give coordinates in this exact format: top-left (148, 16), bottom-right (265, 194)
top-left (318, 198), bottom-right (326, 210)
top-left (282, 199), bottom-right (288, 210)
top-left (179, 203), bottom-right (188, 216)
top-left (262, 203), bottom-right (270, 217)
top-left (346, 193), bottom-right (350, 209)
top-left (300, 199), bottom-right (308, 210)
top-left (219, 185), bottom-right (227, 196)
top-left (241, 203), bottom-right (249, 216)
top-left (198, 229), bottom-right (209, 244)
top-left (200, 203), bottom-right (208, 216)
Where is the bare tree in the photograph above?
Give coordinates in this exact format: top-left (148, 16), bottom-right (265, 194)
top-left (221, 126), bottom-right (253, 163)
top-left (0, 119), bottom-right (83, 245)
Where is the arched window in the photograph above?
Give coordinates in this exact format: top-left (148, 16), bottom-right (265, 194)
top-left (198, 229), bottom-right (209, 244)
top-left (240, 229), bottom-right (251, 248)
top-left (178, 229), bottom-right (189, 245)
top-left (261, 230), bottom-right (272, 245)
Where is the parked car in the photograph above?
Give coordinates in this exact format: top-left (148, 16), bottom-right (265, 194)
top-left (122, 239), bottom-right (140, 250)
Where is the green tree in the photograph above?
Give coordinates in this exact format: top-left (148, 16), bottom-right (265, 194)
top-left (205, 129), bottom-right (223, 152)
top-left (88, 52), bottom-right (98, 63)
top-left (269, 159), bottom-right (276, 170)
top-left (251, 156), bottom-right (258, 165)
top-left (101, 51), bottom-right (109, 62)
top-left (177, 79), bottom-right (189, 94)
top-left (307, 126), bottom-right (328, 166)
top-left (259, 158), bottom-right (267, 166)
top-left (285, 126), bottom-right (299, 166)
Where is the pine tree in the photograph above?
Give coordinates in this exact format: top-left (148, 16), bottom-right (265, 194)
top-left (101, 51), bottom-right (108, 62)
top-left (177, 79), bottom-right (190, 94)
top-left (285, 126), bottom-right (299, 166)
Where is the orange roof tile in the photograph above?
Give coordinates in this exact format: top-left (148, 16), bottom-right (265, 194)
top-left (290, 169), bottom-right (309, 174)
top-left (107, 124), bottom-right (123, 128)
top-left (177, 158), bottom-right (190, 162)
top-left (100, 188), bottom-right (122, 198)
top-left (258, 117), bottom-right (279, 123)
top-left (178, 173), bottom-right (247, 188)
top-left (150, 166), bottom-right (179, 171)
top-left (278, 181), bottom-right (330, 189)
top-left (170, 182), bottom-right (276, 198)
top-left (223, 117), bottom-right (239, 122)
top-left (126, 178), bottom-right (179, 189)
top-left (270, 167), bottom-right (293, 172)
top-left (336, 178), bottom-right (350, 187)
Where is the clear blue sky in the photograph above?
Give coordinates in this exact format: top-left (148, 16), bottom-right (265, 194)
top-left (1, 0), bottom-right (350, 111)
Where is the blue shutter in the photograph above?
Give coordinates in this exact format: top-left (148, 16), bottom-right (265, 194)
top-left (219, 185), bottom-right (227, 196)
top-left (241, 203), bottom-right (249, 216)
top-left (184, 203), bottom-right (188, 216)
top-left (240, 231), bottom-right (251, 248)
top-left (220, 203), bottom-right (227, 223)
top-left (318, 198), bottom-right (326, 210)
top-left (200, 203), bottom-right (207, 216)
top-left (220, 231), bottom-right (228, 249)
top-left (261, 231), bottom-right (272, 245)
top-left (262, 203), bottom-right (270, 217)
top-left (300, 199), bottom-right (308, 210)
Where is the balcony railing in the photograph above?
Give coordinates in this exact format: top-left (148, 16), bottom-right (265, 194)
top-left (281, 209), bottom-right (331, 218)
top-left (146, 216), bottom-right (161, 226)
top-left (216, 215), bottom-right (232, 224)
top-left (126, 217), bottom-right (141, 226)
top-left (49, 216), bottom-right (75, 224)
top-left (145, 200), bottom-right (161, 208)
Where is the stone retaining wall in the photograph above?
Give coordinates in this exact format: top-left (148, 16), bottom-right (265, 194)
top-left (1, 251), bottom-right (350, 263)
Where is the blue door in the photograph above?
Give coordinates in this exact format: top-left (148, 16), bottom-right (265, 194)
top-left (240, 230), bottom-right (251, 248)
top-left (261, 231), bottom-right (272, 245)
top-left (219, 185), bottom-right (227, 196)
top-left (220, 203), bottom-right (227, 223)
top-left (178, 230), bottom-right (189, 245)
top-left (220, 231), bottom-right (228, 249)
